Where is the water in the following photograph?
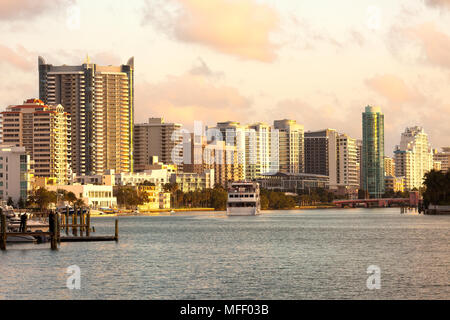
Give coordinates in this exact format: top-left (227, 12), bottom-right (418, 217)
top-left (0, 208), bottom-right (449, 300)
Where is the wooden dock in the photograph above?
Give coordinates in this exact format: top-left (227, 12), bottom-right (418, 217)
top-left (0, 207), bottom-right (118, 251)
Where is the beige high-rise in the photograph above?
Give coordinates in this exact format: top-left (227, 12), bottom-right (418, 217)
top-left (39, 56), bottom-right (134, 175)
top-left (134, 118), bottom-right (183, 171)
top-left (0, 99), bottom-right (71, 184)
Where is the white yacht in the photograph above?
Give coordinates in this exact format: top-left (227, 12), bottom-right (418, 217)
top-left (226, 182), bottom-right (261, 216)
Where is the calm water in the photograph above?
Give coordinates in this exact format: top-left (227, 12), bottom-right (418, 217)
top-left (0, 208), bottom-right (449, 300)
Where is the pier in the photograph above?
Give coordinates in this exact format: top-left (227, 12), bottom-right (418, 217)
top-left (0, 207), bottom-right (118, 251)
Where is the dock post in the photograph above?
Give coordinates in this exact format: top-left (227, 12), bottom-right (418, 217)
top-left (86, 209), bottom-right (91, 237)
top-left (56, 213), bottom-right (61, 244)
top-left (114, 219), bottom-right (119, 242)
top-left (65, 207), bottom-right (69, 235)
top-left (73, 206), bottom-right (77, 236)
top-left (80, 208), bottom-right (84, 237)
top-left (1, 210), bottom-right (6, 251)
top-left (50, 211), bottom-right (57, 250)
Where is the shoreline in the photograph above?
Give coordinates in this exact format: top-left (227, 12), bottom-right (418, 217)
top-left (91, 205), bottom-right (339, 217)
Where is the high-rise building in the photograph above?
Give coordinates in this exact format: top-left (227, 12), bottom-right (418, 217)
top-left (336, 133), bottom-right (359, 190)
top-left (384, 156), bottom-right (395, 177)
top-left (362, 106), bottom-right (385, 198)
top-left (433, 147), bottom-right (450, 172)
top-left (0, 145), bottom-right (32, 203)
top-left (273, 119), bottom-right (304, 174)
top-left (134, 118), bottom-right (183, 171)
top-left (356, 139), bottom-right (363, 191)
top-left (394, 126), bottom-right (433, 190)
top-left (0, 99), bottom-right (71, 184)
top-left (183, 133), bottom-right (242, 186)
top-left (213, 121), bottom-right (248, 178)
top-left (304, 129), bottom-right (358, 195)
top-left (38, 56), bottom-right (134, 175)
top-left (246, 122), bottom-right (277, 179)
top-left (304, 129), bottom-right (338, 184)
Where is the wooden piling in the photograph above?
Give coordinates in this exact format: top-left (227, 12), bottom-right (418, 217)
top-left (86, 210), bottom-right (91, 237)
top-left (114, 219), bottom-right (119, 242)
top-left (50, 211), bottom-right (57, 250)
top-left (80, 209), bottom-right (84, 237)
top-left (65, 207), bottom-right (69, 235)
top-left (72, 207), bottom-right (78, 236)
top-left (1, 210), bottom-right (6, 251)
top-left (56, 213), bottom-right (61, 244)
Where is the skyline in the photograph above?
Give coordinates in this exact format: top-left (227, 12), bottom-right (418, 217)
top-left (1, 0), bottom-right (449, 156)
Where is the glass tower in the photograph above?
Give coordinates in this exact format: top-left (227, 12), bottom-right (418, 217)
top-left (362, 106), bottom-right (385, 198)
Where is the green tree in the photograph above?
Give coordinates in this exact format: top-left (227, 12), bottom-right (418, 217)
top-left (423, 169), bottom-right (450, 206)
top-left (7, 197), bottom-right (14, 207)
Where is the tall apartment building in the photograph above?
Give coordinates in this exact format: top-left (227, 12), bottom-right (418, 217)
top-left (304, 129), bottom-right (358, 194)
top-left (246, 122), bottom-right (278, 179)
top-left (433, 147), bottom-right (450, 172)
top-left (0, 99), bottom-right (71, 184)
top-left (384, 156), bottom-right (395, 177)
top-left (0, 145), bottom-right (32, 203)
top-left (356, 139), bottom-right (363, 191)
top-left (213, 121), bottom-right (248, 178)
top-left (362, 106), bottom-right (385, 198)
top-left (336, 133), bottom-right (359, 190)
top-left (183, 133), bottom-right (242, 186)
top-left (394, 126), bottom-right (433, 190)
top-left (273, 119), bottom-right (304, 174)
top-left (134, 118), bottom-right (183, 171)
top-left (304, 129), bottom-right (338, 184)
top-left (38, 56), bottom-right (134, 175)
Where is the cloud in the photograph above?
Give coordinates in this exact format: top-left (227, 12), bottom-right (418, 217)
top-left (135, 69), bottom-right (252, 127)
top-left (0, 45), bottom-right (34, 71)
top-left (390, 22), bottom-right (450, 70)
top-left (365, 74), bottom-right (423, 105)
top-left (142, 0), bottom-right (280, 62)
top-left (189, 57), bottom-right (224, 79)
top-left (406, 22), bottom-right (450, 69)
top-left (0, 0), bottom-right (73, 20)
top-left (424, 0), bottom-right (450, 10)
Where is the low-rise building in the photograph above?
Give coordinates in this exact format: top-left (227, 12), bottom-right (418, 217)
top-left (0, 145), bottom-right (32, 204)
top-left (256, 172), bottom-right (329, 192)
top-left (384, 176), bottom-right (405, 193)
top-left (170, 169), bottom-right (215, 193)
top-left (46, 184), bottom-right (117, 209)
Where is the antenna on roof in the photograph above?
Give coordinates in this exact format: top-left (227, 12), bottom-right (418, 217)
top-left (84, 54), bottom-right (91, 64)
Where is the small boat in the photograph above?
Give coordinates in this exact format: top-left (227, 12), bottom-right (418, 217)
top-left (6, 235), bottom-right (37, 243)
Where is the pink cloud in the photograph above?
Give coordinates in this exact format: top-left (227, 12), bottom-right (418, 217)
top-left (0, 45), bottom-right (34, 71)
top-left (143, 0), bottom-right (280, 62)
top-left (0, 0), bottom-right (73, 20)
top-left (365, 74), bottom-right (423, 105)
top-left (405, 22), bottom-right (450, 69)
top-left (424, 0), bottom-right (450, 10)
top-left (135, 71), bottom-right (253, 127)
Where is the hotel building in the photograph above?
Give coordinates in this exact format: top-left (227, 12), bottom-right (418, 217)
top-left (433, 147), bottom-right (450, 172)
top-left (0, 99), bottom-right (71, 184)
top-left (38, 56), bottom-right (134, 175)
top-left (394, 126), bottom-right (433, 190)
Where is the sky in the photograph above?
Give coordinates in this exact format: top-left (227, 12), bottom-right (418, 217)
top-left (0, 0), bottom-right (449, 156)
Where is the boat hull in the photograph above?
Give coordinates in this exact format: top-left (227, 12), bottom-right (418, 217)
top-left (226, 207), bottom-right (260, 216)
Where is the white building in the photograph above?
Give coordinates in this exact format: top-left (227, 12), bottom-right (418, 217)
top-left (170, 169), bottom-right (215, 193)
top-left (0, 145), bottom-right (32, 204)
top-left (394, 126), bottom-right (433, 190)
top-left (115, 169), bottom-right (171, 186)
top-left (336, 133), bottom-right (359, 190)
top-left (46, 184), bottom-right (117, 209)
